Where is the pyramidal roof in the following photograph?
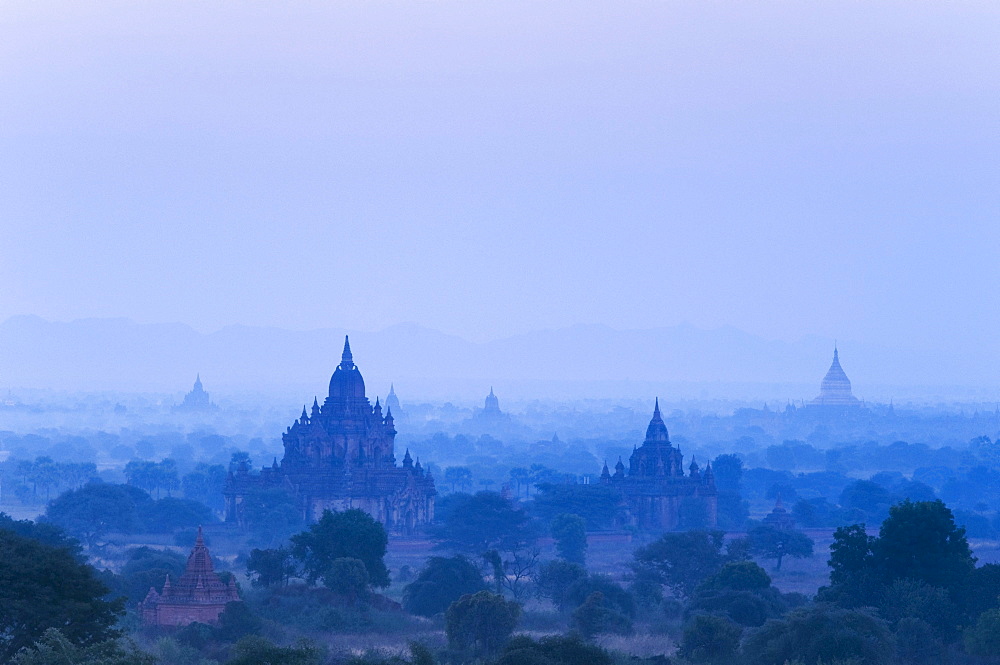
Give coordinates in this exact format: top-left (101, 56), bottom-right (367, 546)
top-left (178, 526), bottom-right (216, 583)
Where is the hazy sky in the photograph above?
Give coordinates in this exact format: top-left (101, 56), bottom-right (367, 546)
top-left (2, 2), bottom-right (998, 350)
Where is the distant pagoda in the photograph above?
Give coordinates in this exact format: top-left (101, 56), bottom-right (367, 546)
top-left (174, 374), bottom-right (217, 412)
top-left (385, 383), bottom-right (403, 419)
top-left (810, 348), bottom-right (861, 407)
top-left (139, 527), bottom-right (240, 626)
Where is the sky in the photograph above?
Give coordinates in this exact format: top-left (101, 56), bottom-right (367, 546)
top-left (1, 1), bottom-right (998, 353)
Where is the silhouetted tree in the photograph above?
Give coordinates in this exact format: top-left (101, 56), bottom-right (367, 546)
top-left (550, 513), bottom-right (587, 564)
top-left (741, 605), bottom-right (893, 665)
top-left (291, 509), bottom-right (390, 588)
top-left (535, 560), bottom-right (587, 611)
top-left (745, 524), bottom-right (814, 570)
top-left (0, 529), bottom-right (124, 661)
top-left (496, 635), bottom-right (612, 665)
top-left (445, 591), bottom-right (520, 654)
top-left (570, 591), bottom-right (633, 639)
top-left (679, 614), bottom-right (742, 665)
top-left (632, 530), bottom-right (730, 598)
top-left (402, 556), bottom-right (485, 617)
top-left (432, 491), bottom-right (531, 554)
top-left (246, 547), bottom-right (297, 587)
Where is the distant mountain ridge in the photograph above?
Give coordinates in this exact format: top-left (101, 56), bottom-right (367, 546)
top-left (0, 316), bottom-right (995, 401)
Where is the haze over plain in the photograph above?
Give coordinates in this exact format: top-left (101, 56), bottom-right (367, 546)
top-left (1, 2), bottom-right (998, 394)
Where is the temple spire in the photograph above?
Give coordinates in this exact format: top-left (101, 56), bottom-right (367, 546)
top-left (653, 397), bottom-right (660, 418)
top-left (340, 336), bottom-right (355, 369)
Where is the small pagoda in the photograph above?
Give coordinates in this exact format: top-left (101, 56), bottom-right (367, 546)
top-left (139, 527), bottom-right (240, 626)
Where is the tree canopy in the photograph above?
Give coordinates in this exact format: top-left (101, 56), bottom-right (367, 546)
top-left (0, 529), bottom-right (123, 661)
top-left (290, 508), bottom-right (390, 588)
top-left (431, 491), bottom-right (532, 554)
top-left (632, 530), bottom-right (730, 598)
top-left (402, 555), bottom-right (486, 617)
top-left (445, 591), bottom-right (520, 654)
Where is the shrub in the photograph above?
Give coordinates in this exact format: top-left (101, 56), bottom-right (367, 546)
top-left (445, 591), bottom-right (520, 654)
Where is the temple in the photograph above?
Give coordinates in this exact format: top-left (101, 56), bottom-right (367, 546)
top-left (385, 383), bottom-right (403, 419)
top-left (601, 400), bottom-right (718, 530)
top-left (810, 348), bottom-right (860, 407)
top-left (224, 337), bottom-right (436, 532)
top-left (762, 495), bottom-right (796, 530)
top-left (174, 374), bottom-right (216, 412)
top-left (139, 527), bottom-right (240, 626)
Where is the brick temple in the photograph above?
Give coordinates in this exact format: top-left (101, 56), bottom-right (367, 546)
top-left (139, 527), bottom-right (240, 626)
top-left (224, 337), bottom-right (436, 532)
top-left (601, 399), bottom-right (718, 530)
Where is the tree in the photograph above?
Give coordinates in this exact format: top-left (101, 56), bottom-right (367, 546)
top-left (509, 468), bottom-right (531, 499)
top-left (325, 557), bottom-right (370, 602)
top-left (246, 547), bottom-right (297, 587)
top-left (483, 544), bottom-right (540, 601)
top-left (530, 484), bottom-right (624, 531)
top-left (873, 499), bottom-right (975, 596)
top-left (497, 635), bottom-right (612, 665)
top-left (0, 529), bottom-right (124, 661)
top-left (570, 591), bottom-right (633, 639)
top-left (0, 512), bottom-right (82, 560)
top-left (878, 578), bottom-right (960, 642)
top-left (894, 617), bottom-right (944, 665)
top-left (217, 601), bottom-right (263, 642)
top-left (182, 463), bottom-right (227, 512)
top-left (741, 605), bottom-right (893, 665)
top-left (687, 561), bottom-right (787, 628)
top-left (116, 546), bottom-right (187, 604)
top-left (840, 480), bottom-right (893, 523)
top-left (746, 524), bottom-right (814, 570)
top-left (431, 491), bottom-right (531, 554)
top-left (43, 483), bottom-right (148, 548)
top-left (550, 513), bottom-right (587, 564)
top-left (631, 530), bottom-right (729, 598)
top-left (402, 556), bottom-right (485, 617)
top-left (445, 591), bottom-right (520, 654)
top-left (535, 560), bottom-right (587, 611)
top-left (678, 614), bottom-right (742, 665)
top-left (241, 487), bottom-right (305, 548)
top-left (565, 574), bottom-right (635, 619)
top-left (699, 561), bottom-right (772, 593)
top-left (140, 496), bottom-right (215, 533)
top-left (291, 508), bottom-right (390, 588)
top-left (965, 608), bottom-right (1000, 662)
top-left (12, 628), bottom-right (155, 665)
top-left (444, 466), bottom-right (473, 493)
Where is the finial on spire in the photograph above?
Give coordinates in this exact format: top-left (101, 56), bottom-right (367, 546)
top-left (195, 525), bottom-right (205, 547)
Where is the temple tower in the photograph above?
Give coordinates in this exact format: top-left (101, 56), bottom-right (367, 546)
top-left (810, 347), bottom-right (861, 406)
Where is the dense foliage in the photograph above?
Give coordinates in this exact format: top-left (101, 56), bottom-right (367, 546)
top-left (0, 528), bottom-right (123, 661)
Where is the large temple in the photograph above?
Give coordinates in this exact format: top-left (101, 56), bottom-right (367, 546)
top-left (810, 347), bottom-right (860, 407)
top-left (224, 338), bottom-right (436, 532)
top-left (139, 527), bottom-right (240, 626)
top-left (174, 374), bottom-right (216, 412)
top-left (601, 400), bottom-right (718, 530)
